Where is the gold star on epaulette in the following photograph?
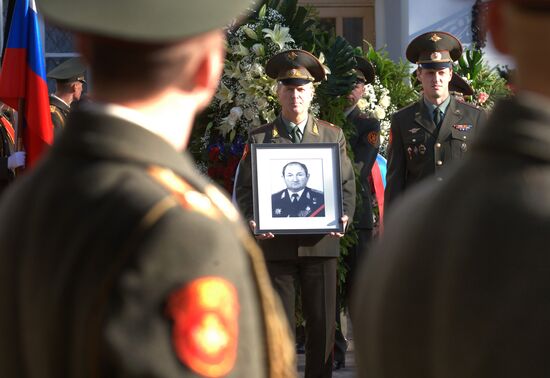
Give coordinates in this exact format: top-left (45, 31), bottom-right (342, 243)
top-left (312, 123), bottom-right (319, 135)
top-left (430, 33), bottom-right (442, 42)
top-left (272, 127), bottom-right (279, 137)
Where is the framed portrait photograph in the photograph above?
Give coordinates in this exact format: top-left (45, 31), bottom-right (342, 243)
top-left (251, 143), bottom-right (343, 235)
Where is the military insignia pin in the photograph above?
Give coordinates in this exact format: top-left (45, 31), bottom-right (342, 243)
top-left (408, 127), bottom-right (421, 134)
top-left (419, 144), bottom-right (426, 154)
top-left (430, 52), bottom-right (442, 61)
top-left (275, 208), bottom-right (282, 215)
top-left (452, 124), bottom-right (473, 131)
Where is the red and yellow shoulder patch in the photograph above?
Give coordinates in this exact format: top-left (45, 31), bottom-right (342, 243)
top-left (166, 277), bottom-right (240, 377)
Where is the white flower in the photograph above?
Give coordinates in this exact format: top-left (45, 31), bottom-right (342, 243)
top-left (256, 97), bottom-right (269, 110)
top-left (242, 27), bottom-right (258, 40)
top-left (224, 61), bottom-right (242, 79)
top-left (357, 98), bottom-right (368, 112)
top-left (262, 24), bottom-right (294, 50)
top-left (229, 106), bottom-right (243, 123)
top-left (215, 82), bottom-right (234, 106)
top-left (233, 42), bottom-right (249, 56)
top-left (251, 43), bottom-right (265, 56)
top-left (373, 105), bottom-right (386, 120)
top-left (250, 62), bottom-right (264, 76)
top-left (379, 95), bottom-right (391, 108)
top-left (244, 107), bottom-right (255, 121)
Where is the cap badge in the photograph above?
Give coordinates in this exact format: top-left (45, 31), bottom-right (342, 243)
top-left (287, 51), bottom-right (298, 60)
top-left (430, 52), bottom-right (442, 61)
top-left (430, 33), bottom-right (442, 42)
top-left (289, 69), bottom-right (299, 77)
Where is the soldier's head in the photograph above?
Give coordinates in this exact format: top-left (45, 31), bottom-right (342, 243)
top-left (407, 31), bottom-right (462, 104)
top-left (488, 0), bottom-right (550, 95)
top-left (37, 0), bottom-right (254, 106)
top-left (47, 58), bottom-right (86, 102)
top-left (282, 162), bottom-right (310, 193)
top-left (348, 56), bottom-right (375, 107)
top-left (266, 50), bottom-right (325, 121)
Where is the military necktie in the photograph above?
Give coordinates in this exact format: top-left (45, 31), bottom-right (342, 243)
top-left (290, 125), bottom-right (302, 143)
top-left (433, 108), bottom-right (443, 128)
top-left (291, 193), bottom-right (299, 203)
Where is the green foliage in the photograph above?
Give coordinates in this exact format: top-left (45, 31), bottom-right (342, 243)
top-left (454, 47), bottom-right (511, 108)
top-left (363, 43), bottom-right (418, 109)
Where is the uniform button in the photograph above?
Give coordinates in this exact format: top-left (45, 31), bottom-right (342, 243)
top-left (412, 138), bottom-right (416, 142)
top-left (436, 160), bottom-right (443, 166)
top-left (435, 143), bottom-right (441, 148)
top-left (463, 136), bottom-right (467, 140)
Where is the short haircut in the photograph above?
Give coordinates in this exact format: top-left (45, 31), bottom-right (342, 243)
top-left (282, 161), bottom-right (309, 177)
top-left (80, 32), bottom-right (212, 102)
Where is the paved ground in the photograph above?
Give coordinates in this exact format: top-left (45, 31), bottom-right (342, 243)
top-left (297, 347), bottom-right (356, 378)
top-left (297, 313), bottom-right (357, 377)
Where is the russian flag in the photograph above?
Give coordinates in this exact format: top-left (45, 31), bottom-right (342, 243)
top-left (0, 0), bottom-right (53, 168)
top-left (371, 153), bottom-right (387, 228)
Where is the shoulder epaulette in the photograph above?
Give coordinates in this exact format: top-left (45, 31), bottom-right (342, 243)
top-left (148, 166), bottom-right (222, 221)
top-left (315, 118), bottom-right (340, 130)
top-left (456, 99), bottom-right (482, 110)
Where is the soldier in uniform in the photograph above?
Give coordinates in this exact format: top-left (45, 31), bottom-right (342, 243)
top-left (333, 56), bottom-right (380, 370)
top-left (0, 104), bottom-right (25, 195)
top-left (272, 161), bottom-right (325, 218)
top-left (0, 0), bottom-right (295, 377)
top-left (235, 49), bottom-right (356, 378)
top-left (47, 57), bottom-right (86, 134)
top-left (384, 31), bottom-right (486, 208)
top-left (353, 1), bottom-right (550, 377)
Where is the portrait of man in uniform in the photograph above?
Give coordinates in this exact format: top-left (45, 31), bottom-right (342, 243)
top-left (272, 161), bottom-right (325, 218)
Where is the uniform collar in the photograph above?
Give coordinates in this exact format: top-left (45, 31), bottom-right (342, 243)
top-left (423, 95), bottom-right (451, 116)
top-left (53, 106), bottom-right (204, 189)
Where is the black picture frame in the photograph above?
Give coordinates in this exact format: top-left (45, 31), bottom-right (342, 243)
top-left (251, 143), bottom-right (343, 235)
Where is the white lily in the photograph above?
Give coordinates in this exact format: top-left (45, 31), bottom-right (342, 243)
top-left (242, 27), bottom-right (258, 40)
top-left (215, 82), bottom-right (234, 106)
top-left (262, 24), bottom-right (294, 50)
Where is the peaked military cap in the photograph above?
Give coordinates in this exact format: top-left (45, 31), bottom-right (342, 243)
top-left (449, 73), bottom-right (474, 96)
top-left (354, 56), bottom-right (375, 84)
top-left (36, 0), bottom-right (255, 42)
top-left (47, 57), bottom-right (86, 83)
top-left (406, 31), bottom-right (462, 69)
top-left (266, 49), bottom-right (326, 85)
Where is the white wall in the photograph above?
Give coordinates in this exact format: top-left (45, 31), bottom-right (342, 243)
top-left (376, 0), bottom-right (513, 68)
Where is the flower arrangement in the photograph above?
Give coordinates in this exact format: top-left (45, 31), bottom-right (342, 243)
top-left (199, 5), bottom-right (300, 192)
top-left (355, 76), bottom-right (397, 155)
top-left (455, 47), bottom-right (511, 109)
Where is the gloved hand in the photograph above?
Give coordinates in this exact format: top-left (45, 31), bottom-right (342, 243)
top-left (7, 151), bottom-right (25, 170)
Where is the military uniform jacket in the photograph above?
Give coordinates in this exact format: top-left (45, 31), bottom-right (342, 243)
top-left (272, 187), bottom-right (325, 218)
top-left (0, 107), bottom-right (294, 378)
top-left (353, 96), bottom-right (550, 378)
top-left (347, 106), bottom-right (380, 229)
top-left (49, 94), bottom-right (70, 133)
top-left (0, 116), bottom-right (15, 195)
top-left (385, 95), bottom-right (486, 207)
top-left (235, 114), bottom-right (355, 260)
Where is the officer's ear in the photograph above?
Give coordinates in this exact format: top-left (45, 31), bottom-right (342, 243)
top-left (487, 0), bottom-right (510, 54)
